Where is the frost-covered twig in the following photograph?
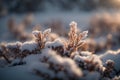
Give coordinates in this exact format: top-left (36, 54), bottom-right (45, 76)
top-left (64, 21), bottom-right (88, 57)
top-left (32, 28), bottom-right (51, 49)
top-left (0, 43), bottom-right (11, 63)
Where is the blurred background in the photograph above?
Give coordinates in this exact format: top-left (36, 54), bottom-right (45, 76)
top-left (0, 0), bottom-right (120, 53)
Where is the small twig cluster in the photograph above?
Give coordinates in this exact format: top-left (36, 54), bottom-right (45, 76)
top-left (44, 21), bottom-right (88, 57)
top-left (0, 28), bottom-right (51, 63)
top-left (32, 28), bottom-right (51, 49)
top-left (64, 21), bottom-right (88, 57)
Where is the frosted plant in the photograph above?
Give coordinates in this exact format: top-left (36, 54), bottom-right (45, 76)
top-left (32, 28), bottom-right (51, 49)
top-left (64, 21), bottom-right (88, 57)
top-left (21, 41), bottom-right (38, 52)
top-left (5, 41), bottom-right (22, 60)
top-left (19, 41), bottom-right (39, 58)
top-left (44, 21), bottom-right (88, 57)
top-left (100, 49), bottom-right (120, 78)
top-left (73, 51), bottom-right (103, 72)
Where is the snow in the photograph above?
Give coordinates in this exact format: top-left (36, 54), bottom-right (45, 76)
top-left (20, 41), bottom-right (38, 52)
top-left (74, 51), bottom-right (102, 66)
top-left (15, 48), bottom-right (82, 79)
top-left (100, 49), bottom-right (120, 71)
top-left (74, 54), bottom-right (89, 62)
top-left (23, 54), bottom-right (41, 65)
top-left (80, 51), bottom-right (92, 56)
top-left (45, 38), bottom-right (64, 48)
top-left (41, 48), bottom-right (82, 77)
top-left (23, 53), bottom-right (55, 78)
top-left (6, 41), bottom-right (22, 49)
top-left (63, 58), bottom-right (82, 77)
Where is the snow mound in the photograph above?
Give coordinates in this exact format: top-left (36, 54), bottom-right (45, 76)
top-left (20, 41), bottom-right (38, 52)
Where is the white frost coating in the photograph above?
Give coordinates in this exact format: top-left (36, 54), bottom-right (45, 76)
top-left (43, 28), bottom-right (51, 35)
top-left (23, 48), bottom-right (82, 79)
top-left (100, 49), bottom-right (120, 71)
top-left (32, 28), bottom-right (51, 38)
top-left (81, 30), bottom-right (88, 39)
top-left (69, 21), bottom-right (77, 28)
top-left (45, 39), bottom-right (64, 48)
top-left (63, 58), bottom-right (82, 77)
top-left (80, 51), bottom-right (92, 56)
top-left (23, 54), bottom-right (41, 65)
top-left (7, 41), bottom-right (22, 48)
top-left (32, 30), bottom-right (42, 38)
top-left (48, 54), bottom-right (63, 64)
top-left (74, 51), bottom-right (102, 66)
top-left (20, 41), bottom-right (38, 52)
top-left (74, 55), bottom-right (89, 62)
top-left (39, 48), bottom-right (56, 61)
top-left (23, 53), bottom-right (55, 78)
top-left (42, 48), bottom-right (82, 77)
top-left (69, 21), bottom-right (77, 33)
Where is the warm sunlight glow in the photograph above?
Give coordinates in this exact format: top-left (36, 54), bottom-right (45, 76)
top-left (116, 0), bottom-right (120, 2)
top-left (114, 0), bottom-right (120, 3)
top-left (112, 0), bottom-right (120, 6)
